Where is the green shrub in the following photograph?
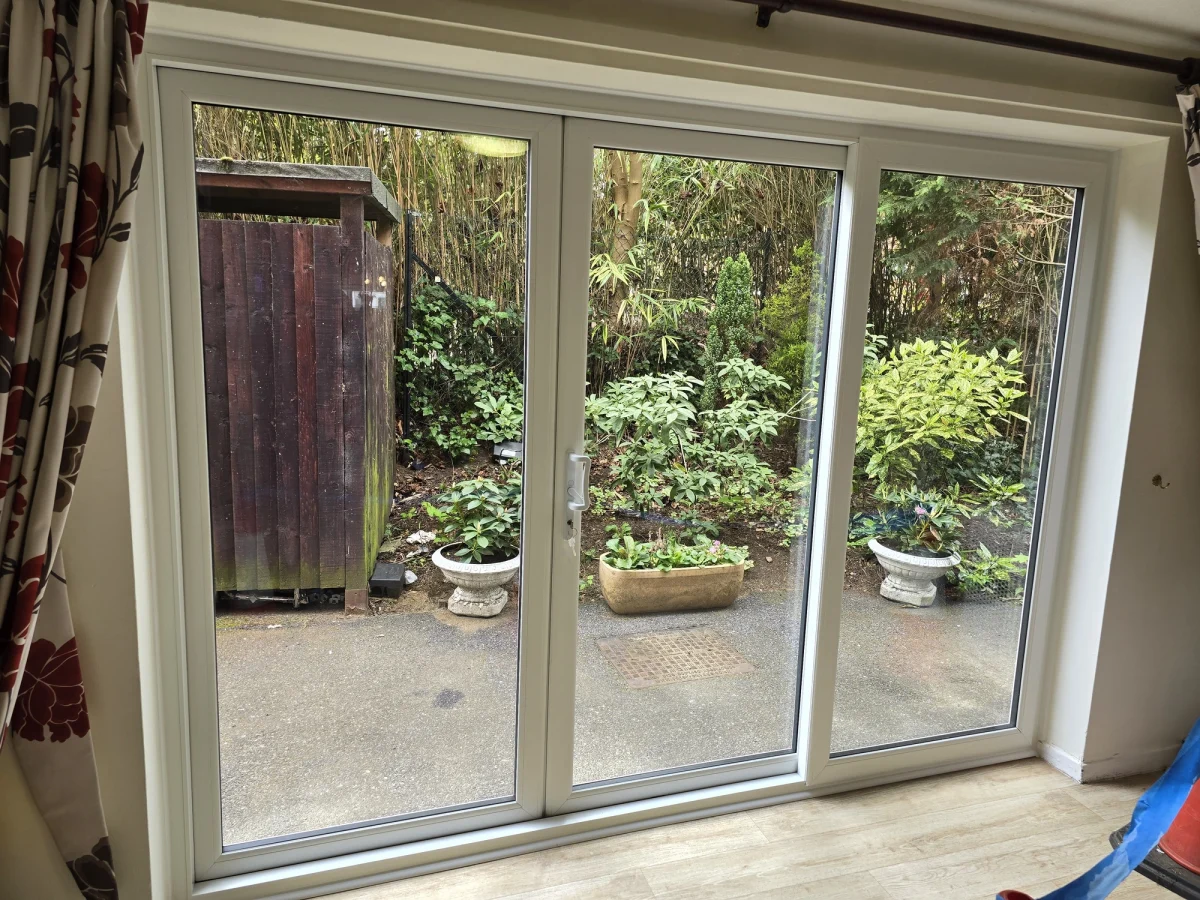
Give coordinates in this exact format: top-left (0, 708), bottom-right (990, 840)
top-left (396, 284), bottom-right (523, 460)
top-left (475, 385), bottom-right (523, 445)
top-left (588, 367), bottom-right (789, 512)
top-left (856, 335), bottom-right (1028, 488)
top-left (955, 543), bottom-right (1028, 599)
top-left (425, 476), bottom-right (522, 563)
top-left (871, 485), bottom-right (970, 554)
top-left (762, 242), bottom-right (823, 405)
top-left (586, 372), bottom-right (701, 446)
top-left (602, 524), bottom-right (752, 572)
top-left (699, 254), bottom-right (756, 409)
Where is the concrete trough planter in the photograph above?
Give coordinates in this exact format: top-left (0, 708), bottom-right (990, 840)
top-left (432, 544), bottom-right (519, 617)
top-left (598, 555), bottom-right (744, 615)
top-left (868, 538), bottom-right (960, 608)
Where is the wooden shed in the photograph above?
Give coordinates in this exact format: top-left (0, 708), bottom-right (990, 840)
top-left (196, 158), bottom-right (400, 612)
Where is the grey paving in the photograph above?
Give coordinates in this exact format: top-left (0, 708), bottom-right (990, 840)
top-left (214, 583), bottom-right (1023, 845)
top-left (214, 598), bottom-right (519, 845)
top-left (572, 589), bottom-right (805, 785)
top-left (831, 589), bottom-right (1024, 752)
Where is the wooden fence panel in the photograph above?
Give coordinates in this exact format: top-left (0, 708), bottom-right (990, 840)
top-left (363, 236), bottom-right (395, 574)
top-left (221, 221), bottom-right (258, 590)
top-left (199, 220), bottom-right (235, 591)
top-left (201, 211), bottom-right (395, 596)
top-left (313, 225), bottom-right (345, 588)
top-left (246, 222), bottom-right (280, 587)
top-left (270, 223), bottom-right (301, 588)
top-left (340, 197), bottom-right (367, 595)
top-left (293, 228), bottom-right (320, 589)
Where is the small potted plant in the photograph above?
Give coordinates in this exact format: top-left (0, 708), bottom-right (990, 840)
top-left (598, 525), bottom-right (752, 615)
top-left (427, 477), bottom-right (521, 617)
top-left (867, 487), bottom-right (964, 607)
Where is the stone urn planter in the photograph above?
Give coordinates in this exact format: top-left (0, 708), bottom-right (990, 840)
top-left (597, 555), bottom-right (744, 615)
top-left (431, 544), bottom-right (520, 617)
top-left (868, 538), bottom-right (960, 608)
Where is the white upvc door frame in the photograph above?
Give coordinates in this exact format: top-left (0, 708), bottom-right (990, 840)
top-left (800, 138), bottom-right (1109, 790)
top-left (135, 42), bottom-right (1114, 900)
top-left (154, 66), bottom-right (564, 882)
top-left (546, 117), bottom-right (846, 816)
top-left (545, 125), bottom-right (1108, 811)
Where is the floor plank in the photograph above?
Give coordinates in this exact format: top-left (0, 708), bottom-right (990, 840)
top-left (750, 758), bottom-right (1075, 843)
top-left (338, 811), bottom-right (765, 900)
top-left (334, 760), bottom-right (1173, 900)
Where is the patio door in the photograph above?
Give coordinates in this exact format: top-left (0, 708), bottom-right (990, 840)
top-left (159, 69), bottom-right (563, 879)
top-left (543, 119), bottom-right (847, 813)
top-left (159, 67), bottom-right (1100, 884)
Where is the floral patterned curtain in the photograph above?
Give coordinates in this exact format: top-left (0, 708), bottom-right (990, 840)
top-left (1181, 83), bottom-right (1200, 252)
top-left (0, 1), bottom-right (147, 897)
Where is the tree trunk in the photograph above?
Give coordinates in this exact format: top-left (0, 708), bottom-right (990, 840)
top-left (607, 150), bottom-right (643, 309)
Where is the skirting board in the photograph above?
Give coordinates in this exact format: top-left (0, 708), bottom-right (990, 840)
top-left (1039, 740), bottom-right (1179, 783)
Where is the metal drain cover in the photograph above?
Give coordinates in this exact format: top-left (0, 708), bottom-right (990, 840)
top-left (597, 627), bottom-right (755, 689)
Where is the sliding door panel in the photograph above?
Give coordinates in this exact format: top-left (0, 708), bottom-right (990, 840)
top-left (190, 104), bottom-right (531, 846)
top-left (161, 69), bottom-right (560, 877)
top-left (549, 122), bottom-right (845, 801)
top-left (829, 170), bottom-right (1081, 754)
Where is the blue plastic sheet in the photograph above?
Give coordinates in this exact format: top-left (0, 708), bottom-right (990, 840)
top-left (999, 716), bottom-right (1200, 900)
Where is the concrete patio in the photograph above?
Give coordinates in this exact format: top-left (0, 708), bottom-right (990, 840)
top-left (214, 582), bottom-right (1023, 846)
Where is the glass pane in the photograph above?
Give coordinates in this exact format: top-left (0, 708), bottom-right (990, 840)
top-left (192, 106), bottom-right (528, 845)
top-left (573, 148), bottom-right (839, 785)
top-left (831, 171), bottom-right (1079, 754)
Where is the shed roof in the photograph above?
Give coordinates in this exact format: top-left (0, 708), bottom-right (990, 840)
top-left (194, 158), bottom-right (403, 224)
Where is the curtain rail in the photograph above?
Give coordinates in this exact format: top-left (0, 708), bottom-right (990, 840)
top-left (734, 0), bottom-right (1199, 84)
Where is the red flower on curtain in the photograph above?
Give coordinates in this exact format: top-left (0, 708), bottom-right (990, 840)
top-left (6, 475), bottom-right (28, 542)
top-left (0, 555), bottom-right (47, 693)
top-left (127, 3), bottom-right (148, 58)
top-left (66, 163), bottom-right (108, 296)
top-left (1, 235), bottom-right (25, 337)
top-left (11, 637), bottom-right (89, 742)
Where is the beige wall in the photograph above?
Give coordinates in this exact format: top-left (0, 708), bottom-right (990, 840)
top-left (2, 2), bottom-right (1197, 897)
top-left (1083, 148), bottom-right (1200, 775)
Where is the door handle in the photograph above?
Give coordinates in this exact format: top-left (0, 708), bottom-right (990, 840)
top-left (565, 452), bottom-right (591, 548)
top-left (567, 452), bottom-right (592, 512)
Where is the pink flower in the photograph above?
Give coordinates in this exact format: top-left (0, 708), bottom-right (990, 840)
top-left (914, 504), bottom-right (928, 516)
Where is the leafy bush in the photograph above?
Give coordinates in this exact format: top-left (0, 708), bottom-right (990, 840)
top-left (716, 357), bottom-right (789, 400)
top-left (855, 335), bottom-right (1028, 487)
top-left (586, 372), bottom-right (701, 446)
top-left (699, 398), bottom-right (785, 449)
top-left (955, 543), bottom-right (1028, 599)
top-left (945, 435), bottom-right (1024, 488)
top-left (426, 477), bottom-right (521, 563)
top-left (475, 385), bottom-right (523, 445)
top-left (602, 524), bottom-right (752, 572)
top-left (397, 283), bottom-right (523, 459)
top-left (699, 254), bottom-right (756, 409)
top-left (588, 365), bottom-right (789, 512)
top-left (871, 485), bottom-right (969, 554)
top-left (762, 242), bottom-right (824, 405)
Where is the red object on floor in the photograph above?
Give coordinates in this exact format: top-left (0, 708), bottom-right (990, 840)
top-left (1161, 781), bottom-right (1200, 874)
top-left (996, 892), bottom-right (1035, 900)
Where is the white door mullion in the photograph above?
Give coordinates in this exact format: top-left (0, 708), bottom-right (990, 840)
top-left (543, 117), bottom-right (596, 816)
top-left (796, 139), bottom-right (882, 787)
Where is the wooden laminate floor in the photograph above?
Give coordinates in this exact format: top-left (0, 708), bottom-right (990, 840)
top-left (334, 759), bottom-right (1170, 899)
